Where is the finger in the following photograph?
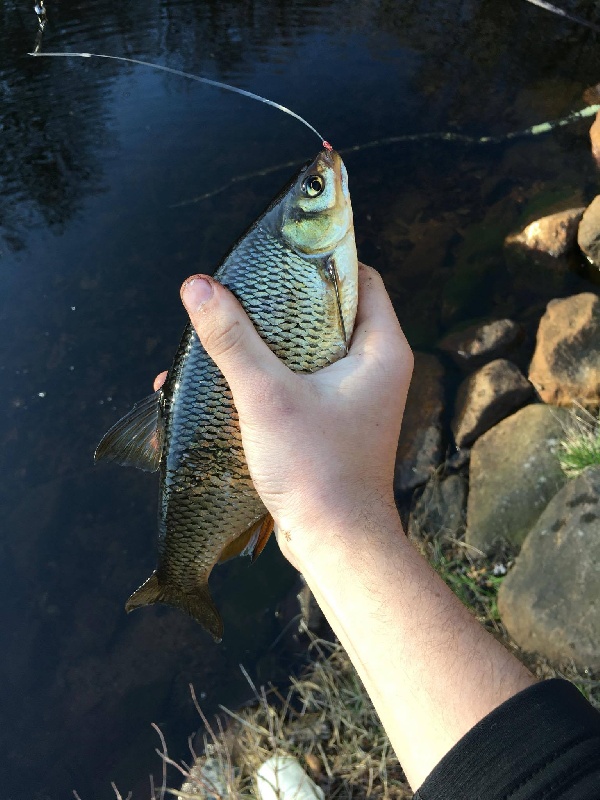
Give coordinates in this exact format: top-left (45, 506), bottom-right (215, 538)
top-left (180, 274), bottom-right (288, 397)
top-left (349, 264), bottom-right (411, 360)
top-left (153, 371), bottom-right (168, 392)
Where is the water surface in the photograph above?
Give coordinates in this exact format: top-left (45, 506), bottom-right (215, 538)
top-left (1, 1), bottom-right (599, 797)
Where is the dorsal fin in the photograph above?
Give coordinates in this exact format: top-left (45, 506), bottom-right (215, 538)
top-left (94, 391), bottom-right (164, 472)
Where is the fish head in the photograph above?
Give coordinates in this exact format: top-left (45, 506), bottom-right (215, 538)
top-left (279, 149), bottom-right (354, 256)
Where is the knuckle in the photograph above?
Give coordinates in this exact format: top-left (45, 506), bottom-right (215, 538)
top-left (201, 318), bottom-right (244, 360)
top-left (359, 262), bottom-right (384, 286)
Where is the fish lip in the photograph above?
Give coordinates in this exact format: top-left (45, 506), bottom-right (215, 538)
top-left (306, 148), bottom-right (337, 172)
top-left (320, 147), bottom-right (335, 166)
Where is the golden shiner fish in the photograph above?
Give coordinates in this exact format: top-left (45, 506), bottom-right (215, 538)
top-left (95, 149), bottom-right (358, 641)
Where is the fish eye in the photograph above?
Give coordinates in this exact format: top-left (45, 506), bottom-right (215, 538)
top-left (302, 174), bottom-right (325, 198)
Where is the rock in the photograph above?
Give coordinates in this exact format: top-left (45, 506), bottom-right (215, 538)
top-left (578, 196), bottom-right (600, 266)
top-left (446, 447), bottom-right (470, 471)
top-left (398, 218), bottom-right (456, 278)
top-left (505, 207), bottom-right (584, 258)
top-left (438, 319), bottom-right (524, 370)
top-left (408, 473), bottom-right (467, 541)
top-left (466, 404), bottom-right (569, 554)
top-left (394, 353), bottom-right (444, 493)
top-left (441, 213), bottom-right (507, 324)
top-left (452, 359), bottom-right (534, 448)
top-left (297, 578), bottom-right (327, 636)
top-left (528, 293), bottom-right (600, 408)
top-left (583, 84), bottom-right (600, 106)
top-left (380, 213), bottom-right (456, 280)
top-left (180, 755), bottom-right (228, 800)
top-left (590, 110), bottom-right (600, 168)
top-left (257, 756), bottom-right (325, 800)
top-left (498, 466), bottom-right (600, 669)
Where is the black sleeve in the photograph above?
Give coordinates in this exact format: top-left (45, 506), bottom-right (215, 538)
top-left (414, 679), bottom-right (600, 800)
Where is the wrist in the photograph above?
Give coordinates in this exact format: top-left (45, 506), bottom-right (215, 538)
top-left (276, 493), bottom-right (404, 572)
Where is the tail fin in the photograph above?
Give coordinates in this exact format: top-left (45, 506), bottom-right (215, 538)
top-left (125, 572), bottom-right (224, 642)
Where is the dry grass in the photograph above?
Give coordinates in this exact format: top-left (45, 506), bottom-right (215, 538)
top-left (161, 637), bottom-right (412, 800)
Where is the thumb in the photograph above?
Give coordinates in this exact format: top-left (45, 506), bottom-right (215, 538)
top-left (180, 274), bottom-right (286, 397)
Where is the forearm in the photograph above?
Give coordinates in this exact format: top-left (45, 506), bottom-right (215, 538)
top-left (293, 504), bottom-right (535, 790)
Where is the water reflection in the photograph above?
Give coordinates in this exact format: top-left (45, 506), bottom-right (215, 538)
top-left (1, 0), bottom-right (599, 797)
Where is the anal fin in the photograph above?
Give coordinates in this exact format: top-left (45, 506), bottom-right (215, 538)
top-left (251, 513), bottom-right (274, 562)
top-left (125, 571), bottom-right (224, 642)
top-left (218, 513), bottom-right (274, 565)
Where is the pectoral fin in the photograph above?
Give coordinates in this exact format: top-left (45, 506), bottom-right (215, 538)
top-left (326, 256), bottom-right (348, 354)
top-left (125, 571), bottom-right (224, 642)
top-left (95, 390), bottom-right (164, 472)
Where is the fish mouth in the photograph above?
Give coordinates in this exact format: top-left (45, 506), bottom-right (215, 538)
top-left (308, 148), bottom-right (338, 171)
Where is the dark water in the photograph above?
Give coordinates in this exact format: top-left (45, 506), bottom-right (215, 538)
top-left (1, 1), bottom-right (599, 797)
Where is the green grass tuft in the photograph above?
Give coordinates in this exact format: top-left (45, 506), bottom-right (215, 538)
top-left (558, 405), bottom-right (600, 478)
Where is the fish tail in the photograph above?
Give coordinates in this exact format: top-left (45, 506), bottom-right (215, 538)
top-left (125, 572), bottom-right (224, 642)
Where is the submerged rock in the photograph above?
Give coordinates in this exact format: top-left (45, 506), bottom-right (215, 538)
top-left (505, 207), bottom-right (584, 259)
top-left (394, 352), bottom-right (444, 493)
top-left (498, 466), bottom-right (600, 669)
top-left (466, 404), bottom-right (569, 554)
top-left (383, 216), bottom-right (456, 278)
top-left (528, 293), bottom-right (600, 408)
top-left (451, 359), bottom-right (533, 448)
top-left (578, 196), bottom-right (600, 266)
top-left (438, 319), bottom-right (523, 370)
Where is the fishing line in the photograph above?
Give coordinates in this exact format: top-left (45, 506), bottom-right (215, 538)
top-left (28, 51), bottom-right (332, 149)
top-left (523, 0), bottom-right (600, 34)
top-left (171, 103), bottom-right (600, 208)
top-left (342, 102), bottom-right (600, 152)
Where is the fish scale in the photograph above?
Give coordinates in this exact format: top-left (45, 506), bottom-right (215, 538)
top-left (95, 149), bottom-right (357, 640)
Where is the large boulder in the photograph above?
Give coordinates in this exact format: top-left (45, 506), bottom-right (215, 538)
top-left (466, 404), bottom-right (569, 554)
top-left (528, 292), bottom-right (600, 408)
top-left (498, 466), bottom-right (600, 669)
top-left (505, 207), bottom-right (584, 258)
top-left (578, 196), bottom-right (600, 266)
top-left (452, 359), bottom-right (533, 448)
top-left (394, 353), bottom-right (444, 493)
top-left (438, 319), bottom-right (523, 371)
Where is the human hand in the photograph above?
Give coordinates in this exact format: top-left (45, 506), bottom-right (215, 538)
top-left (157, 264), bottom-right (413, 568)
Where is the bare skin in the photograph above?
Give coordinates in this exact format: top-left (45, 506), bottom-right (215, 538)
top-left (155, 264), bottom-right (535, 790)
